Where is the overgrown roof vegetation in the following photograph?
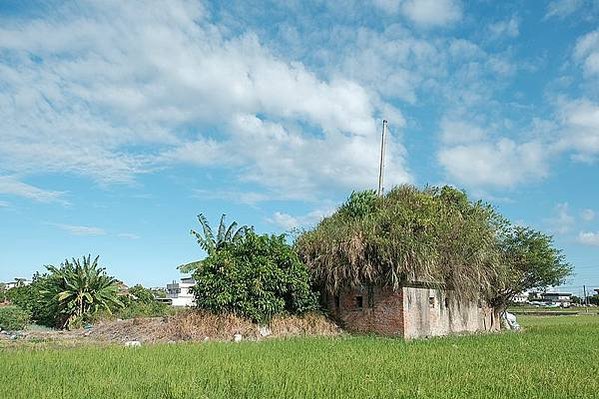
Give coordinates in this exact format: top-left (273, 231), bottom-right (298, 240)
top-left (296, 185), bottom-right (571, 306)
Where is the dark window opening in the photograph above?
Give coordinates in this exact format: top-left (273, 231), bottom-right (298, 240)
top-left (429, 296), bottom-right (435, 308)
top-left (334, 295), bottom-right (340, 309)
top-left (444, 297), bottom-right (450, 308)
top-left (355, 296), bottom-right (363, 309)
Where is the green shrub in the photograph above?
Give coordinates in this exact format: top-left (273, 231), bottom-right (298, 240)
top-left (115, 301), bottom-right (175, 319)
top-left (192, 230), bottom-right (318, 323)
top-left (0, 306), bottom-right (31, 331)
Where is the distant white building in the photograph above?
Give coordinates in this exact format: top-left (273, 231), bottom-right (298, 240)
top-left (3, 279), bottom-right (31, 290)
top-left (541, 292), bottom-right (572, 306)
top-left (161, 277), bottom-right (196, 307)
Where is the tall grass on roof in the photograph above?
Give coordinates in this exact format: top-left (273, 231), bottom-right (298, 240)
top-left (296, 185), bottom-right (504, 301)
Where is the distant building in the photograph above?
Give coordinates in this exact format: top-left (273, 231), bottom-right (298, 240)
top-left (3, 278), bottom-right (31, 290)
top-left (541, 292), bottom-right (572, 305)
top-left (160, 277), bottom-right (196, 307)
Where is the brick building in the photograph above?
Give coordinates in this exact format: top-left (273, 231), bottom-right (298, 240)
top-left (325, 282), bottom-right (499, 339)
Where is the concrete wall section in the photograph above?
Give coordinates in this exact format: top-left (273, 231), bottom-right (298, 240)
top-left (402, 286), bottom-right (498, 339)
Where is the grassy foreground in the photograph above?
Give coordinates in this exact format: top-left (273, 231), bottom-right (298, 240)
top-left (1, 316), bottom-right (599, 399)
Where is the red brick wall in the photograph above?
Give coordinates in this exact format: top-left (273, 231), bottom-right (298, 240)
top-left (326, 286), bottom-right (405, 337)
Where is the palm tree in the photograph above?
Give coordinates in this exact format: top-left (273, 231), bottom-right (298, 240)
top-left (46, 255), bottom-right (123, 329)
top-left (179, 213), bottom-right (248, 273)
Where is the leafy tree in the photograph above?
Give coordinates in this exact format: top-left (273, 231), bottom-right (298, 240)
top-left (179, 213), bottom-right (249, 273)
top-left (490, 226), bottom-right (572, 312)
top-left (45, 255), bottom-right (123, 328)
top-left (128, 284), bottom-right (156, 304)
top-left (192, 230), bottom-right (318, 323)
top-left (6, 273), bottom-right (57, 327)
top-left (0, 283), bottom-right (6, 302)
top-left (296, 185), bottom-right (502, 301)
top-left (296, 185), bottom-right (571, 317)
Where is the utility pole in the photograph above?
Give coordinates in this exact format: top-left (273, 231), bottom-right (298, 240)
top-left (377, 120), bottom-right (388, 197)
top-left (583, 285), bottom-right (588, 312)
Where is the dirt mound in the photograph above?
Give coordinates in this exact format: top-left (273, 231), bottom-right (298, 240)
top-left (87, 311), bottom-right (341, 344)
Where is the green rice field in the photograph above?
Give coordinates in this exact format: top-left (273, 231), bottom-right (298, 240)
top-left (1, 315), bottom-right (598, 399)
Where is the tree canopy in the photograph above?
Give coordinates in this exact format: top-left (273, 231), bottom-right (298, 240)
top-left (179, 213), bottom-right (249, 273)
top-left (192, 230), bottom-right (318, 323)
top-left (296, 185), bottom-right (571, 305)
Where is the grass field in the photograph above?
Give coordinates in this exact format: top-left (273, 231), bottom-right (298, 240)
top-left (1, 316), bottom-right (599, 399)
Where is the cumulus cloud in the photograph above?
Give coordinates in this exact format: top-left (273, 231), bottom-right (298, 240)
top-left (554, 98), bottom-right (599, 160)
top-left (268, 206), bottom-right (335, 230)
top-left (545, 0), bottom-right (586, 19)
top-left (372, 0), bottom-right (462, 27)
top-left (438, 139), bottom-right (549, 188)
top-left (574, 29), bottom-right (599, 77)
top-left (547, 203), bottom-right (576, 235)
top-left (0, 0), bottom-right (408, 198)
top-left (401, 0), bottom-right (462, 27)
top-left (577, 231), bottom-right (599, 246)
top-left (437, 116), bottom-right (550, 188)
top-left (0, 176), bottom-right (68, 204)
top-left (488, 16), bottom-right (520, 40)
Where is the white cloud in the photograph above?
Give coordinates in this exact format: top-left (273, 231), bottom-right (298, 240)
top-left (581, 209), bottom-right (596, 222)
top-left (0, 200), bottom-right (9, 207)
top-left (577, 231), bottom-right (599, 246)
top-left (0, 0), bottom-right (408, 197)
top-left (268, 206), bottom-right (335, 230)
top-left (574, 29), bottom-right (599, 77)
top-left (438, 136), bottom-right (549, 188)
top-left (400, 0), bottom-right (462, 27)
top-left (488, 17), bottom-right (520, 40)
top-left (371, 0), bottom-right (461, 26)
top-left (51, 223), bottom-right (106, 236)
top-left (0, 176), bottom-right (67, 204)
top-left (118, 233), bottom-right (140, 240)
top-left (439, 118), bottom-right (487, 144)
top-left (545, 0), bottom-right (585, 19)
top-left (555, 98), bottom-right (599, 159)
top-left (547, 203), bottom-right (576, 235)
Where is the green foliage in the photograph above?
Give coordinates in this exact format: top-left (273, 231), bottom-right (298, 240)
top-left (128, 284), bottom-right (156, 304)
top-left (492, 226), bottom-right (572, 309)
top-left (0, 305), bottom-right (31, 331)
top-left (43, 255), bottom-right (123, 329)
top-left (6, 274), bottom-right (57, 327)
top-left (179, 213), bottom-right (249, 273)
top-left (0, 283), bottom-right (6, 302)
top-left (2, 317), bottom-right (599, 398)
top-left (297, 185), bottom-right (503, 300)
top-left (339, 190), bottom-right (377, 219)
top-left (114, 301), bottom-right (175, 319)
top-left (115, 284), bottom-right (173, 319)
top-left (297, 184), bottom-right (571, 306)
top-left (192, 230), bottom-right (318, 323)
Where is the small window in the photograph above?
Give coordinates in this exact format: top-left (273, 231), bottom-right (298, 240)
top-left (334, 296), bottom-right (340, 309)
top-left (429, 296), bottom-right (435, 308)
top-left (444, 297), bottom-right (450, 308)
top-left (355, 296), bottom-right (363, 309)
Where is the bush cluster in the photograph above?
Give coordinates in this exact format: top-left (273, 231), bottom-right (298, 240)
top-left (192, 231), bottom-right (318, 323)
top-left (0, 305), bottom-right (31, 331)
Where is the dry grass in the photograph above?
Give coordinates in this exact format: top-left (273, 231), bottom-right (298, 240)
top-left (1, 311), bottom-right (341, 347)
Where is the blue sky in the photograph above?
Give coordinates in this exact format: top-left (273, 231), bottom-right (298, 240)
top-left (1, 0), bottom-right (598, 294)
